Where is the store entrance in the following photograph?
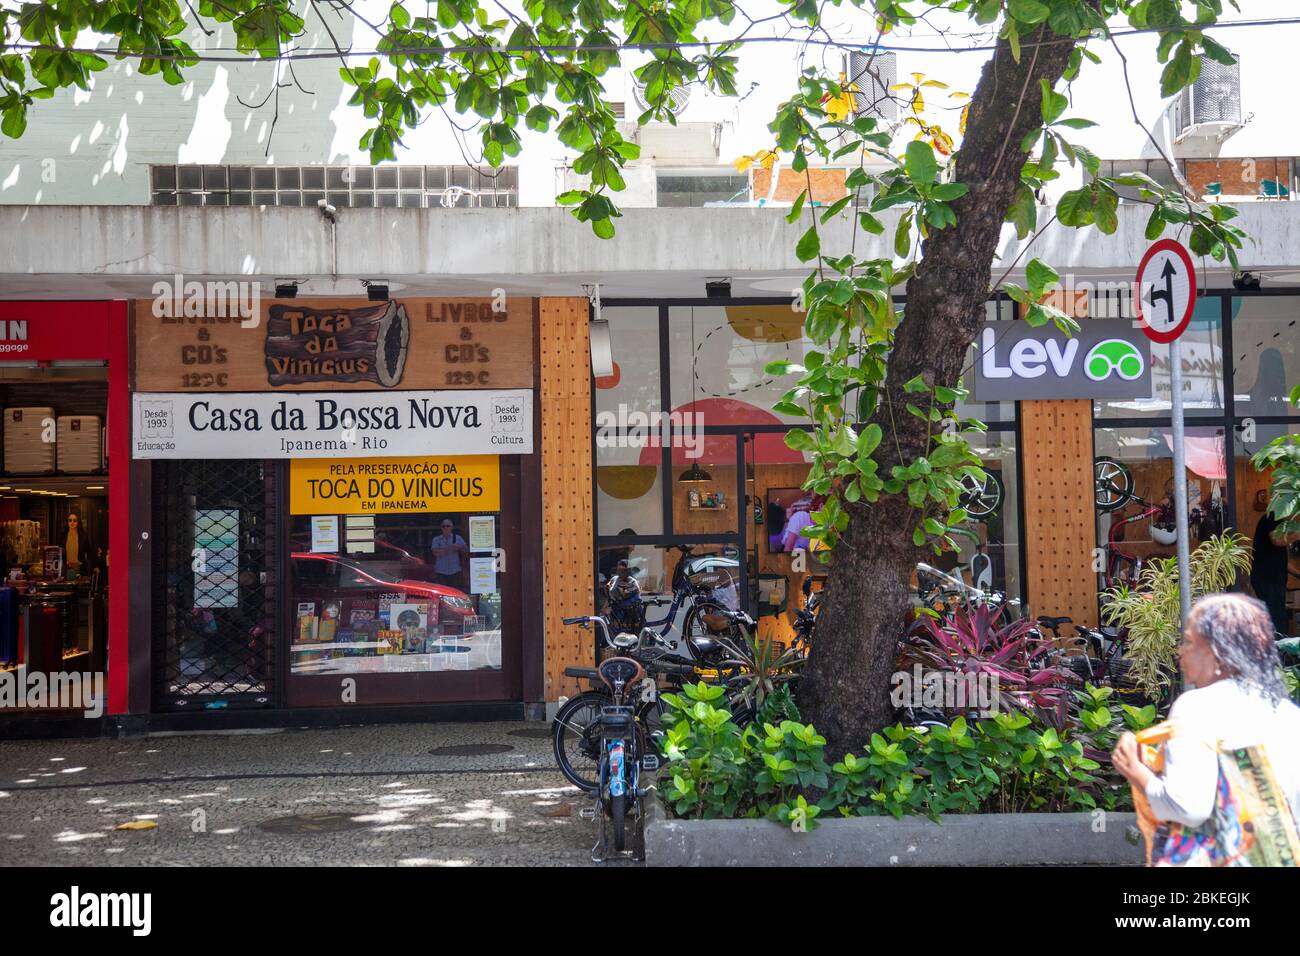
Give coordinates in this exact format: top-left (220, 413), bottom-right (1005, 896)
top-left (0, 368), bottom-right (111, 712)
top-left (284, 456), bottom-right (523, 707)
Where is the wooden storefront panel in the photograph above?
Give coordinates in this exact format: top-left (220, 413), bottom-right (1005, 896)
top-left (539, 297), bottom-right (594, 700)
top-left (1021, 399), bottom-right (1099, 628)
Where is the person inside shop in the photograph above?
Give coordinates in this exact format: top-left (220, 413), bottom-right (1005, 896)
top-left (1250, 509), bottom-right (1295, 635)
top-left (430, 519), bottom-right (469, 591)
top-left (63, 511), bottom-right (98, 579)
top-left (1110, 594), bottom-right (1300, 862)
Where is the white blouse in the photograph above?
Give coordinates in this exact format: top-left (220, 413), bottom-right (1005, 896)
top-left (1144, 678), bottom-right (1300, 828)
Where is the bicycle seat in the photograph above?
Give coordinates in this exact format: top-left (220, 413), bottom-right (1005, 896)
top-left (1037, 615), bottom-right (1072, 631)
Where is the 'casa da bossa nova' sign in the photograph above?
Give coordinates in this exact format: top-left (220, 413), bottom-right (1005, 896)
top-left (971, 319), bottom-right (1152, 402)
top-left (131, 390), bottom-right (532, 459)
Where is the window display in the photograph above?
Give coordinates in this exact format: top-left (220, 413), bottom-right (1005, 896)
top-left (288, 513), bottom-right (500, 674)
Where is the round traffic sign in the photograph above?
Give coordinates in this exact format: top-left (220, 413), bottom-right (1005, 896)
top-left (1135, 238), bottom-right (1197, 344)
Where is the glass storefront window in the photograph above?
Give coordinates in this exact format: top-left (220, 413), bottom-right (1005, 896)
top-left (1233, 422), bottom-right (1299, 636)
top-left (1095, 296), bottom-right (1225, 419)
top-left (669, 305), bottom-right (819, 426)
top-left (288, 512), bottom-right (501, 674)
top-left (949, 429), bottom-right (1022, 603)
top-left (595, 440), bottom-right (664, 537)
top-left (595, 307), bottom-right (660, 420)
top-left (1093, 425), bottom-right (1228, 592)
top-left (1232, 296), bottom-right (1300, 419)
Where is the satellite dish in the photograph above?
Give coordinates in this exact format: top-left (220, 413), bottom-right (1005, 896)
top-left (631, 79), bottom-right (691, 116)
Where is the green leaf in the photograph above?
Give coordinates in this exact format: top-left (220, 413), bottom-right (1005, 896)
top-left (1009, 0), bottom-right (1050, 24)
top-left (784, 429), bottom-right (816, 452)
top-left (856, 423), bottom-right (883, 456)
top-left (1025, 258), bottom-right (1059, 296)
top-left (795, 225), bottom-right (820, 263)
top-left (904, 140), bottom-right (939, 185)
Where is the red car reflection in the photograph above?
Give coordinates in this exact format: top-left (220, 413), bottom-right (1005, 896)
top-left (290, 551), bottom-right (476, 623)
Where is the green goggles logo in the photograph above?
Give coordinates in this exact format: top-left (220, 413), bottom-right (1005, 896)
top-left (1084, 339), bottom-right (1145, 382)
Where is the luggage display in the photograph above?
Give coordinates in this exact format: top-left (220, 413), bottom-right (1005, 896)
top-left (3, 406), bottom-right (56, 475)
top-left (56, 415), bottom-right (104, 473)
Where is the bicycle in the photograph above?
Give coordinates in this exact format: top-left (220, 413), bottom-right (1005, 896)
top-left (603, 543), bottom-right (745, 666)
top-left (552, 614), bottom-right (718, 793)
top-left (584, 654), bottom-right (647, 860)
top-left (552, 610), bottom-right (791, 791)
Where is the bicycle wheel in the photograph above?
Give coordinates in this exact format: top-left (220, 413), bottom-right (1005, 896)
top-left (1094, 457), bottom-right (1133, 512)
top-left (683, 600), bottom-right (738, 667)
top-left (552, 691), bottom-right (606, 792)
top-left (957, 470), bottom-right (1003, 520)
top-left (610, 792), bottom-right (626, 852)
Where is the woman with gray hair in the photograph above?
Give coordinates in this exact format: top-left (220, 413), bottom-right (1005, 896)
top-left (1112, 593), bottom-right (1300, 832)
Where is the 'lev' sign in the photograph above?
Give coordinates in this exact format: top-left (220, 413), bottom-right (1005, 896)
top-left (972, 319), bottom-right (1152, 402)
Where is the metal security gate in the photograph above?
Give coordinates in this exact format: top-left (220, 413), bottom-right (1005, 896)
top-left (152, 460), bottom-right (279, 711)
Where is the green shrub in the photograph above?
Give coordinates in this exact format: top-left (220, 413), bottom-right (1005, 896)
top-left (657, 683), bottom-right (1158, 828)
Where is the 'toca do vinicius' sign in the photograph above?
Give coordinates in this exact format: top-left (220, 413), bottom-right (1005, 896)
top-left (971, 319), bottom-right (1152, 402)
top-left (131, 389), bottom-right (533, 460)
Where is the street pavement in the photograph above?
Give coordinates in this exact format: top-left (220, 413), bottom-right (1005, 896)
top-left (0, 721), bottom-right (611, 866)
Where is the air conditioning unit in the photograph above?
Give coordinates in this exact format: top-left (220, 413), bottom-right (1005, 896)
top-left (845, 50), bottom-right (898, 124)
top-left (1173, 54), bottom-right (1243, 143)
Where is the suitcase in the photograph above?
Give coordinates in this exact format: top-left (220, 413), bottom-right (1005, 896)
top-left (56, 415), bottom-right (103, 473)
top-left (3, 406), bottom-right (56, 475)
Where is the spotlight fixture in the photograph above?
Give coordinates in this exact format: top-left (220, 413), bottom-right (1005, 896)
top-left (366, 282), bottom-right (390, 302)
top-left (275, 281), bottom-right (298, 299)
top-left (705, 277), bottom-right (732, 299)
top-left (1232, 271), bottom-right (1260, 291)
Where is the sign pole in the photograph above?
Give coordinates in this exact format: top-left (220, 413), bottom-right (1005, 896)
top-left (1135, 238), bottom-right (1197, 629)
top-left (1169, 336), bottom-right (1193, 627)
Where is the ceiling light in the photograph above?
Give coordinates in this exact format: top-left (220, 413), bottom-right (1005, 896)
top-left (366, 282), bottom-right (389, 301)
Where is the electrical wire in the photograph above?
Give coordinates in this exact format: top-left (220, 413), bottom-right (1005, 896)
top-left (2, 15), bottom-right (1299, 64)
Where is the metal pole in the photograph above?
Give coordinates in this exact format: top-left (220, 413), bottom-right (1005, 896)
top-left (1169, 336), bottom-right (1193, 627)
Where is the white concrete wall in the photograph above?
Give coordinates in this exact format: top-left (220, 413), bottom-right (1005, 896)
top-left (0, 201), bottom-right (1295, 299)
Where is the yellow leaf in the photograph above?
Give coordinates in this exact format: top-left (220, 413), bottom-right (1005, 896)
top-left (950, 91), bottom-right (971, 101)
top-left (115, 820), bottom-right (158, 831)
top-left (888, 82), bottom-right (912, 92)
top-left (824, 92), bottom-right (853, 123)
top-left (912, 89), bottom-right (925, 113)
top-left (733, 155), bottom-right (755, 173)
top-left (922, 80), bottom-right (949, 89)
top-left (960, 104), bottom-right (969, 135)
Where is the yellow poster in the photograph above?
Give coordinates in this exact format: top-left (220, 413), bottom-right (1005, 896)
top-left (290, 455), bottom-right (499, 515)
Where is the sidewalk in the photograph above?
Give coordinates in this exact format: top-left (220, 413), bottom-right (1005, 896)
top-left (0, 721), bottom-right (600, 866)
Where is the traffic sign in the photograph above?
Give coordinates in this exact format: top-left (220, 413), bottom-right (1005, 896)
top-left (1135, 238), bottom-right (1197, 344)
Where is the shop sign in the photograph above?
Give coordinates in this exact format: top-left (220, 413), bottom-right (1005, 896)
top-left (289, 455), bottom-right (500, 515)
top-left (971, 319), bottom-right (1152, 402)
top-left (131, 389), bottom-right (532, 459)
top-left (133, 297), bottom-right (534, 391)
top-left (0, 302), bottom-right (113, 360)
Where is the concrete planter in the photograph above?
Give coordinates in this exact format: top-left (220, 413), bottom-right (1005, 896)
top-left (644, 797), bottom-right (1142, 866)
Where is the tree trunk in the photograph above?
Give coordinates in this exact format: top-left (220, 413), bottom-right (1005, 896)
top-left (799, 27), bottom-right (1080, 754)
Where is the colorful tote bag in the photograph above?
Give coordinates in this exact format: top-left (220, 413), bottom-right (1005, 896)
top-left (1139, 722), bottom-right (1300, 867)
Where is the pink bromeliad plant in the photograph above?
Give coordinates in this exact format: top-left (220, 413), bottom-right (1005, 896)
top-left (898, 603), bottom-right (1079, 725)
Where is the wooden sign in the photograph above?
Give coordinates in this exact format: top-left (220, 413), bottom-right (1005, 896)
top-left (133, 296), bottom-right (534, 392)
